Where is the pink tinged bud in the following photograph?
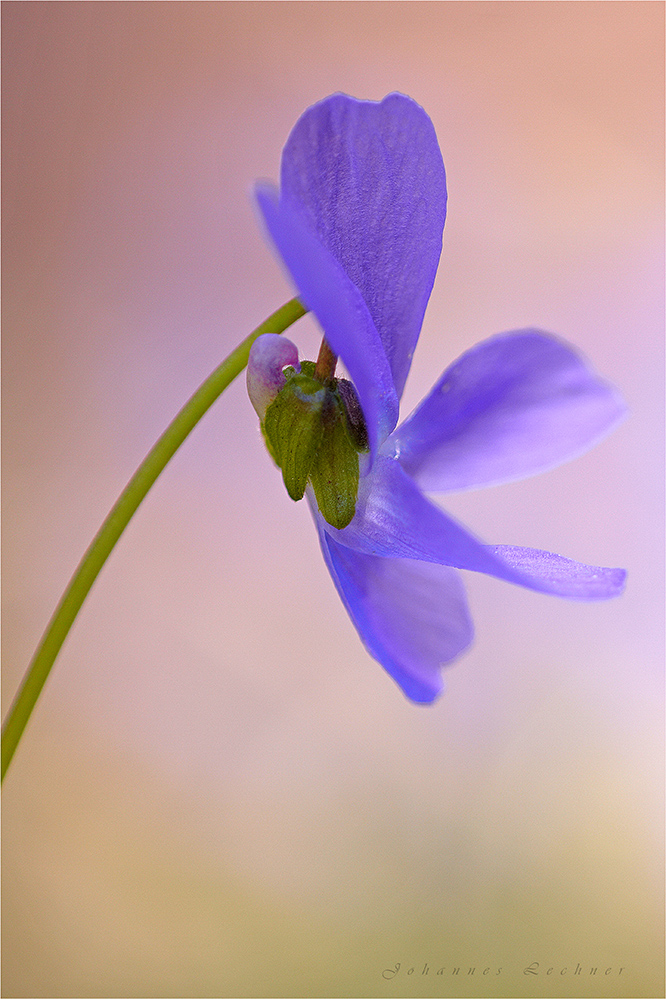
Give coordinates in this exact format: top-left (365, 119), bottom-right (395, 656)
top-left (247, 334), bottom-right (300, 420)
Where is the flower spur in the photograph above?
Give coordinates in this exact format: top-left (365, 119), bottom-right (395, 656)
top-left (248, 93), bottom-right (626, 703)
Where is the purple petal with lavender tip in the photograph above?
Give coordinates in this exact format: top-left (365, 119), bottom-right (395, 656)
top-left (487, 546), bottom-right (627, 600)
top-left (247, 334), bottom-right (300, 420)
top-left (280, 92), bottom-right (447, 399)
top-left (324, 457), bottom-right (626, 600)
top-left (255, 184), bottom-right (399, 457)
top-left (391, 330), bottom-right (627, 492)
top-left (317, 523), bottom-right (473, 703)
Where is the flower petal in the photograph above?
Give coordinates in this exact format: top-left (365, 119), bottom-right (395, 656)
top-left (391, 330), bottom-right (627, 492)
top-left (255, 184), bottom-right (399, 457)
top-left (280, 92), bottom-right (447, 399)
top-left (487, 546), bottom-right (627, 600)
top-left (317, 522), bottom-right (473, 703)
top-left (324, 457), bottom-right (626, 600)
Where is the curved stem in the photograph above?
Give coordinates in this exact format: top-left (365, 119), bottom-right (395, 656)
top-left (2, 298), bottom-right (307, 782)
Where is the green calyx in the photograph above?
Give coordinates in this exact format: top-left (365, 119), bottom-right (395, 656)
top-left (262, 361), bottom-right (368, 530)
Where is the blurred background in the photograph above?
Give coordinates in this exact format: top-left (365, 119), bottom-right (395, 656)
top-left (2, 3), bottom-right (663, 997)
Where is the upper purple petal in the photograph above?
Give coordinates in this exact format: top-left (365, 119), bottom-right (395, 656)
top-left (323, 456), bottom-right (626, 600)
top-left (280, 92), bottom-right (447, 399)
top-left (390, 330), bottom-right (627, 492)
top-left (255, 184), bottom-right (399, 457)
top-left (317, 522), bottom-right (473, 703)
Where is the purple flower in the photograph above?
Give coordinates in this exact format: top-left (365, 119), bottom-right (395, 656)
top-left (248, 93), bottom-right (626, 703)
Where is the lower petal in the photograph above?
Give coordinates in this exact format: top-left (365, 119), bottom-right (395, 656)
top-left (318, 525), bottom-right (474, 703)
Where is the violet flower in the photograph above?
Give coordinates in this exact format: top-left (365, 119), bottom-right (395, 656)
top-left (248, 93), bottom-right (626, 703)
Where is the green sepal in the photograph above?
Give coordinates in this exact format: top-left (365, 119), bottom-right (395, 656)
top-left (309, 395), bottom-right (360, 529)
top-left (260, 359), bottom-right (366, 529)
top-left (263, 372), bottom-right (327, 501)
top-left (336, 378), bottom-right (370, 453)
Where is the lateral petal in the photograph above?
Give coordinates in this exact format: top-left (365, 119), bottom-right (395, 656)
top-left (317, 524), bottom-right (473, 703)
top-left (391, 330), bottom-right (626, 492)
top-left (280, 92), bottom-right (447, 399)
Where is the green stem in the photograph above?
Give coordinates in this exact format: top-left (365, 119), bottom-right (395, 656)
top-left (1, 297), bottom-right (307, 782)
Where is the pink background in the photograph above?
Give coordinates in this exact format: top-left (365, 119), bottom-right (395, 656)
top-left (3, 3), bottom-right (663, 997)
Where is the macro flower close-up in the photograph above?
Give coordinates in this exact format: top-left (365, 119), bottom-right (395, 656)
top-left (248, 92), bottom-right (626, 703)
top-left (3, 6), bottom-right (662, 997)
